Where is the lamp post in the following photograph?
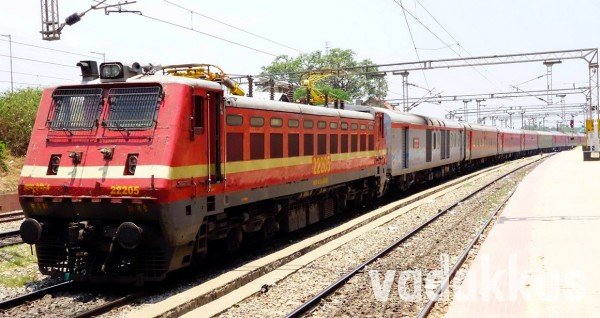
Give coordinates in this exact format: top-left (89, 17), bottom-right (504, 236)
top-left (1, 34), bottom-right (13, 92)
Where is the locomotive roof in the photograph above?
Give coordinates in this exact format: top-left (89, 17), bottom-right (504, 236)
top-left (224, 96), bottom-right (374, 120)
top-left (80, 74), bottom-right (225, 90)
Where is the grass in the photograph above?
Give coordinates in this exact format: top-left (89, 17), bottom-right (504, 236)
top-left (0, 244), bottom-right (39, 287)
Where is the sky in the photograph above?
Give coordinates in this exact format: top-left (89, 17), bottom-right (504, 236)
top-left (1, 0), bottom-right (599, 128)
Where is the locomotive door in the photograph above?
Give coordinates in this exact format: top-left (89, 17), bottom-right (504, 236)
top-left (207, 92), bottom-right (223, 184)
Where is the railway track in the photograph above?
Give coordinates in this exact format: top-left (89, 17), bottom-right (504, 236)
top-left (0, 228), bottom-right (22, 248)
top-left (0, 281), bottom-right (72, 310)
top-left (285, 154), bottom-right (549, 318)
top-left (0, 210), bottom-right (23, 224)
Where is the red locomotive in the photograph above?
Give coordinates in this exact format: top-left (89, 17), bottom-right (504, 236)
top-left (18, 61), bottom-right (583, 283)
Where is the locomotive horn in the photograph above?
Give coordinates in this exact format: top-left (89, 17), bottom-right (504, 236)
top-left (116, 222), bottom-right (143, 249)
top-left (20, 218), bottom-right (42, 244)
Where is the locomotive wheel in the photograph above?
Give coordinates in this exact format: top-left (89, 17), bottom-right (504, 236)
top-left (226, 227), bottom-right (243, 253)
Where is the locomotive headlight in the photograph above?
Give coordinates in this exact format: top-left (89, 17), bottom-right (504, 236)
top-left (47, 154), bottom-right (61, 175)
top-left (126, 154), bottom-right (138, 175)
top-left (100, 62), bottom-right (124, 79)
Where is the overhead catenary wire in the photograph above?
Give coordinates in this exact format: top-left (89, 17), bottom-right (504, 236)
top-left (391, 0), bottom-right (502, 91)
top-left (0, 54), bottom-right (77, 68)
top-left (398, 0), bottom-right (429, 89)
top-left (163, 0), bottom-right (303, 54)
top-left (0, 80), bottom-right (43, 87)
top-left (0, 37), bottom-right (100, 60)
top-left (413, 0), bottom-right (509, 89)
top-left (0, 70), bottom-right (76, 81)
top-left (131, 12), bottom-right (279, 57)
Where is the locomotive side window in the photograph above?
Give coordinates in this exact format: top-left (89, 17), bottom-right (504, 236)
top-left (318, 121), bottom-right (326, 129)
top-left (351, 123), bottom-right (358, 130)
top-left (105, 86), bottom-right (162, 130)
top-left (48, 88), bottom-right (103, 130)
top-left (226, 114), bottom-right (243, 126)
top-left (351, 135), bottom-right (358, 152)
top-left (330, 122), bottom-right (338, 129)
top-left (360, 124), bottom-right (366, 130)
top-left (304, 134), bottom-right (314, 155)
top-left (368, 135), bottom-right (374, 151)
top-left (330, 134), bottom-right (339, 154)
top-left (304, 120), bottom-right (314, 129)
top-left (317, 134), bottom-right (327, 155)
top-left (288, 119), bottom-right (299, 128)
top-left (341, 134), bottom-right (349, 153)
top-left (360, 135), bottom-right (367, 151)
top-left (193, 96), bottom-right (203, 134)
top-left (341, 122), bottom-right (348, 130)
top-left (271, 117), bottom-right (283, 127)
top-left (288, 134), bottom-right (300, 157)
top-left (227, 133), bottom-right (244, 161)
top-left (270, 133), bottom-right (283, 158)
top-left (250, 133), bottom-right (264, 160)
top-left (250, 116), bottom-right (264, 127)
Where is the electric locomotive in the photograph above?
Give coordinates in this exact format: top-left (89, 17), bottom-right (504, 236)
top-left (18, 61), bottom-right (387, 283)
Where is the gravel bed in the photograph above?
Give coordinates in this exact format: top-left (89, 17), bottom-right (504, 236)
top-left (0, 220), bottom-right (21, 233)
top-left (215, 156), bottom-right (541, 318)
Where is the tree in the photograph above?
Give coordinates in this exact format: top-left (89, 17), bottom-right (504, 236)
top-left (0, 88), bottom-right (42, 156)
top-left (260, 48), bottom-right (388, 103)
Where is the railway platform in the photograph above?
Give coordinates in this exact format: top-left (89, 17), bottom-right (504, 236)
top-left (445, 148), bottom-right (600, 317)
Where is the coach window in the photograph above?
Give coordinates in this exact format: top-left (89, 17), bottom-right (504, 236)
top-left (433, 132), bottom-right (437, 149)
top-left (250, 133), bottom-right (264, 160)
top-left (270, 133), bottom-right (283, 158)
top-left (330, 134), bottom-right (339, 154)
top-left (270, 117), bottom-right (283, 127)
top-left (341, 122), bottom-right (348, 130)
top-left (330, 122), bottom-right (338, 130)
top-left (317, 134), bottom-right (327, 155)
top-left (351, 123), bottom-right (358, 130)
top-left (318, 121), bottom-right (327, 129)
top-left (226, 114), bottom-right (243, 126)
top-left (304, 134), bottom-right (314, 155)
top-left (289, 134), bottom-right (300, 157)
top-left (288, 119), bottom-right (300, 128)
top-left (250, 116), bottom-right (264, 127)
top-left (304, 120), bottom-right (314, 129)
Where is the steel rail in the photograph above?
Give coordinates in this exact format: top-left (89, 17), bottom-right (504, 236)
top-left (72, 290), bottom-right (146, 318)
top-left (0, 229), bottom-right (19, 239)
top-left (0, 281), bottom-right (72, 309)
top-left (285, 154), bottom-right (551, 318)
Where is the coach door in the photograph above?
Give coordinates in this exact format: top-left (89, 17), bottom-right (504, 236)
top-left (207, 92), bottom-right (223, 185)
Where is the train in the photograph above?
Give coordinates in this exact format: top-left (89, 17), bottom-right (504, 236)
top-left (17, 61), bottom-right (584, 283)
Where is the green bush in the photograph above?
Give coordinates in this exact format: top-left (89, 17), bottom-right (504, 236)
top-left (0, 141), bottom-right (7, 171)
top-left (0, 88), bottom-right (42, 156)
